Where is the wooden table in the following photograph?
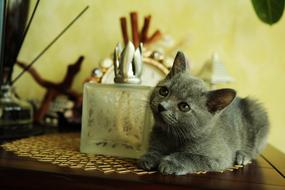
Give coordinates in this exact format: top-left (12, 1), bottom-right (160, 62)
top-left (0, 136), bottom-right (284, 190)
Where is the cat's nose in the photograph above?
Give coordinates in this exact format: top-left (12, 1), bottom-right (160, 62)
top-left (158, 103), bottom-right (167, 112)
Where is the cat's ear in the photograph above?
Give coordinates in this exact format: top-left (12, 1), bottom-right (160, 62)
top-left (167, 51), bottom-right (190, 79)
top-left (206, 88), bottom-right (236, 113)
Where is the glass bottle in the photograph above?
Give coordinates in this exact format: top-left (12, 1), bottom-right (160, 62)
top-left (0, 84), bottom-right (33, 138)
top-left (80, 42), bottom-right (153, 158)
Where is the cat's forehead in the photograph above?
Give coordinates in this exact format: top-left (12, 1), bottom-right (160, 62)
top-left (160, 73), bottom-right (207, 98)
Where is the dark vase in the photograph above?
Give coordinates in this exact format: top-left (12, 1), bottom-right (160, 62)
top-left (0, 84), bottom-right (34, 139)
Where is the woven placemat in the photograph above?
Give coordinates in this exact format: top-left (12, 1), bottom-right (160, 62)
top-left (1, 132), bottom-right (243, 175)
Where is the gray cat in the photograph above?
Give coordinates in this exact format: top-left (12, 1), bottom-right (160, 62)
top-left (138, 51), bottom-right (269, 175)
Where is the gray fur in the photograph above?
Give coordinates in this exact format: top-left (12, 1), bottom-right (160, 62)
top-left (138, 51), bottom-right (269, 175)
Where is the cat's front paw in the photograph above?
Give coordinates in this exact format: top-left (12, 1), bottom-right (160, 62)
top-left (235, 151), bottom-right (252, 165)
top-left (137, 154), bottom-right (160, 170)
top-left (159, 156), bottom-right (189, 175)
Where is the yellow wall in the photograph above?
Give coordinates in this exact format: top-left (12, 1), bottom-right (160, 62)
top-left (14, 0), bottom-right (285, 153)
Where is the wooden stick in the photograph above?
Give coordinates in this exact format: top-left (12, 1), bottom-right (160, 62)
top-left (140, 15), bottom-right (151, 43)
top-left (120, 17), bottom-right (128, 46)
top-left (15, 0), bottom-right (40, 59)
top-left (130, 12), bottom-right (139, 48)
top-left (146, 30), bottom-right (162, 44)
top-left (7, 0), bottom-right (40, 83)
top-left (11, 5), bottom-right (89, 85)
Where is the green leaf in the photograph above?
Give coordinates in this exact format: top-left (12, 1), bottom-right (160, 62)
top-left (252, 0), bottom-right (285, 25)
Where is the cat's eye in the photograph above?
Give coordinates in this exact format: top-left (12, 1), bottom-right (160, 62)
top-left (159, 86), bottom-right (169, 97)
top-left (178, 102), bottom-right (191, 112)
